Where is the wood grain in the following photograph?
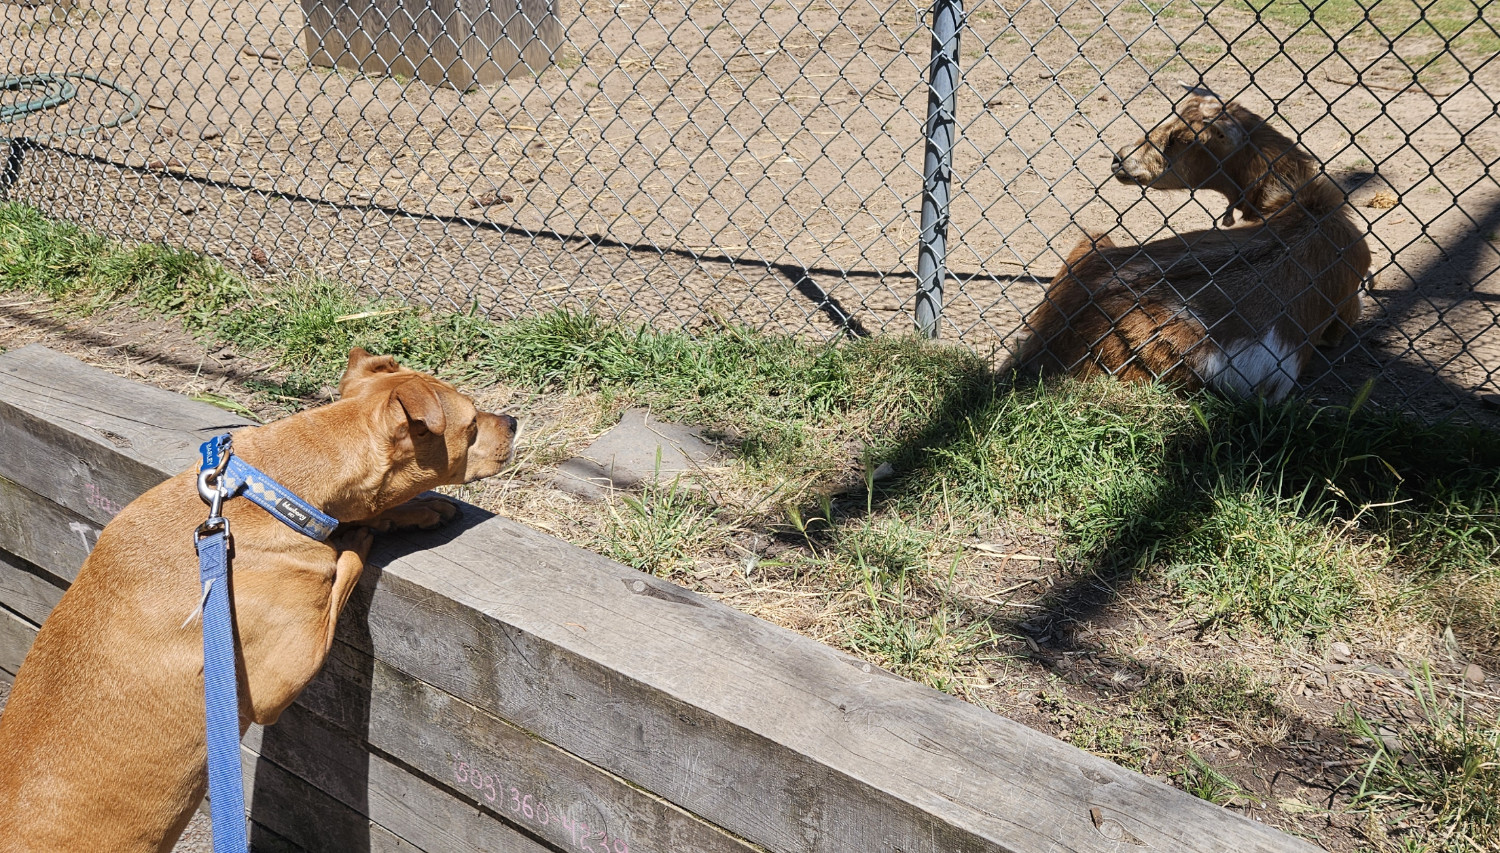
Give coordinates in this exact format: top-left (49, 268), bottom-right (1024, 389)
top-left (0, 473), bottom-right (98, 582)
top-left (355, 510), bottom-right (1321, 853)
top-left (0, 605), bottom-right (38, 679)
top-left (290, 639), bottom-right (760, 853)
top-left (299, 0), bottom-right (559, 88)
top-left (0, 344), bottom-right (249, 527)
top-left (0, 549), bottom-right (65, 626)
top-left (243, 713), bottom-right (557, 853)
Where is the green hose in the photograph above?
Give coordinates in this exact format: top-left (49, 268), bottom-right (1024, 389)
top-left (1, 72), bottom-right (144, 140)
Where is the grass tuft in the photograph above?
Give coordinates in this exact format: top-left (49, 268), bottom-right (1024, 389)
top-left (1346, 667), bottom-right (1500, 852)
top-left (598, 473), bottom-right (720, 577)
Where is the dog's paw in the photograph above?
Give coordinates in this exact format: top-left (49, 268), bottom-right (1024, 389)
top-left (366, 496), bottom-right (461, 532)
top-left (333, 525), bottom-right (376, 556)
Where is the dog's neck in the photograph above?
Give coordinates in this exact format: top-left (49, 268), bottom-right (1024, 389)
top-left (227, 407), bottom-right (420, 524)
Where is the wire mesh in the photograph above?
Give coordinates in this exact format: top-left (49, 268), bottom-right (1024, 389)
top-left (1, 0), bottom-right (1497, 418)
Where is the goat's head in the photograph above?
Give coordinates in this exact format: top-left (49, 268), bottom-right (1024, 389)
top-left (1111, 87), bottom-right (1250, 192)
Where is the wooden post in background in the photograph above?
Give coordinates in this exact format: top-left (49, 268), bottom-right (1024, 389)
top-left (300, 0), bottom-right (562, 89)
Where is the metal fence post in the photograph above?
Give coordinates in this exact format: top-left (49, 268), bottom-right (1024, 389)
top-left (915, 0), bottom-right (962, 339)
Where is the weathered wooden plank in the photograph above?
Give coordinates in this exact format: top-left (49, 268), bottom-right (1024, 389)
top-left (0, 344), bottom-right (251, 527)
top-left (459, 0), bottom-right (562, 82)
top-left (0, 604), bottom-right (38, 679)
top-left (0, 473), bottom-right (98, 582)
top-left (0, 548), bottom-right (65, 626)
top-left (243, 711), bottom-right (557, 853)
top-left (291, 639), bottom-right (759, 853)
top-left (240, 741), bottom-right (430, 853)
top-left (354, 510), bottom-right (1320, 853)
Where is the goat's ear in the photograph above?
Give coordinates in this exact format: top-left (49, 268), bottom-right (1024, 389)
top-left (1179, 81), bottom-right (1223, 101)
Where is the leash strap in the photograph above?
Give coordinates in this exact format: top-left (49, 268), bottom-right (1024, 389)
top-left (194, 433), bottom-right (338, 853)
top-left (194, 523), bottom-right (247, 853)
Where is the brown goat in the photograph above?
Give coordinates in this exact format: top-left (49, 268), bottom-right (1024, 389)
top-left (1014, 89), bottom-right (1370, 401)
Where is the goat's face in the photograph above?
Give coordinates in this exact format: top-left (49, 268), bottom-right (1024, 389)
top-left (1111, 93), bottom-right (1247, 191)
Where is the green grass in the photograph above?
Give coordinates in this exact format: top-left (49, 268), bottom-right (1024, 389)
top-left (1177, 751), bottom-right (1257, 806)
top-left (1134, 663), bottom-right (1288, 744)
top-left (879, 379), bottom-right (1500, 640)
top-left (836, 518), bottom-right (999, 694)
top-left (1345, 667), bottom-right (1500, 852)
top-left (599, 473), bottom-right (721, 576)
top-left (1039, 691), bottom-right (1158, 771)
top-left (4, 199), bottom-right (1499, 642)
top-left (1041, 663), bottom-right (1289, 775)
top-left (1232, 0), bottom-right (1500, 61)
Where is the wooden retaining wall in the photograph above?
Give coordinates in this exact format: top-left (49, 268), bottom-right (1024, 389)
top-left (0, 344), bottom-right (1320, 853)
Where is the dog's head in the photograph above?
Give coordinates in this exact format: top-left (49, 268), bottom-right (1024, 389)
top-left (337, 348), bottom-right (518, 493)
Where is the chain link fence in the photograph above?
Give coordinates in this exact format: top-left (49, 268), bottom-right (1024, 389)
top-left (2, 0), bottom-right (1497, 418)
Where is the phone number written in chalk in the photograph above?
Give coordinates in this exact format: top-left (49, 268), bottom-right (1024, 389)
top-left (452, 753), bottom-right (631, 853)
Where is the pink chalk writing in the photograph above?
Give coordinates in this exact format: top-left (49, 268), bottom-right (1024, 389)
top-left (85, 483), bottom-right (124, 517)
top-left (451, 753), bottom-right (630, 853)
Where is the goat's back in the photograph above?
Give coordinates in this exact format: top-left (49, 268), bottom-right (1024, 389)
top-left (1017, 205), bottom-right (1368, 399)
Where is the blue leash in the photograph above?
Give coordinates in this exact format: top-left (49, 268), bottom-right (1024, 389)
top-left (194, 434), bottom-right (339, 853)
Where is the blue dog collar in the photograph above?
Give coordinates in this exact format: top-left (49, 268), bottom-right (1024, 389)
top-left (197, 434), bottom-right (338, 541)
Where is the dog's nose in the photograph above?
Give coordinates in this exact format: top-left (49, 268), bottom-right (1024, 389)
top-left (499, 414), bottom-right (518, 434)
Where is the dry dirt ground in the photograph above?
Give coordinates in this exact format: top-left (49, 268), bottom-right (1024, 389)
top-left (2, 0), bottom-right (1498, 419)
top-left (2, 296), bottom-right (1496, 853)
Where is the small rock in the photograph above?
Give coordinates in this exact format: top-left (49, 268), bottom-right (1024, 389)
top-left (1337, 680), bottom-right (1354, 699)
top-left (249, 246), bottom-right (270, 267)
top-left (199, 125), bottom-right (223, 141)
top-left (1375, 727), bottom-right (1402, 753)
top-left (1367, 190), bottom-right (1398, 210)
top-left (551, 408), bottom-right (722, 500)
top-left (1330, 641), bottom-right (1352, 663)
top-left (240, 44), bottom-right (285, 62)
top-left (1464, 663), bottom-right (1486, 685)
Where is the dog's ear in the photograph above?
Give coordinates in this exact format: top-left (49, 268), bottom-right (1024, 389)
top-left (390, 379), bottom-right (447, 439)
top-left (339, 348), bottom-right (402, 397)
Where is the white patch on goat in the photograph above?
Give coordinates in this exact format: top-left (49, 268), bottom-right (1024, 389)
top-left (1200, 328), bottom-right (1301, 401)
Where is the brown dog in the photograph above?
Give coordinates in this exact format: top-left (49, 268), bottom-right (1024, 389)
top-left (0, 348), bottom-right (517, 852)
